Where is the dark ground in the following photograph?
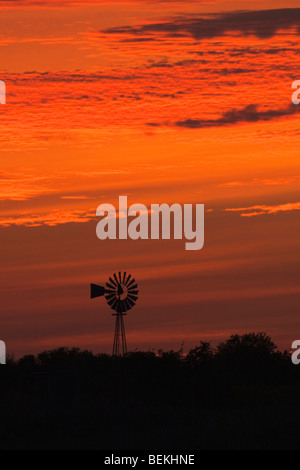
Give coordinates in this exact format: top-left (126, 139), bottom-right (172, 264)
top-left (0, 332), bottom-right (299, 450)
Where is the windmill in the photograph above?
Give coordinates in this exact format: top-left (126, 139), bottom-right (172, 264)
top-left (90, 272), bottom-right (139, 356)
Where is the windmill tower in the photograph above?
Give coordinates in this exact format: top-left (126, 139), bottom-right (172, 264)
top-left (90, 272), bottom-right (139, 356)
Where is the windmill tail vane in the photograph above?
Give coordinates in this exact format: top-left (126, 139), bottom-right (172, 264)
top-left (90, 272), bottom-right (139, 356)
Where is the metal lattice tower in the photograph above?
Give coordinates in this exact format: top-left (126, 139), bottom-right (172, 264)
top-left (112, 304), bottom-right (127, 356)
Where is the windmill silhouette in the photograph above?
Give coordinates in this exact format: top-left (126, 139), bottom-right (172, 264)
top-left (90, 272), bottom-right (139, 356)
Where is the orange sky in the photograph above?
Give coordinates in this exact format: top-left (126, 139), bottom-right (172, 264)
top-left (0, 1), bottom-right (299, 356)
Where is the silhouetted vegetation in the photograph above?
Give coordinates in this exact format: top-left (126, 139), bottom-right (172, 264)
top-left (0, 333), bottom-right (299, 449)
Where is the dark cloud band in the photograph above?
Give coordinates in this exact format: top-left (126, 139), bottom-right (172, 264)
top-left (147, 104), bottom-right (300, 129)
top-left (103, 9), bottom-right (300, 41)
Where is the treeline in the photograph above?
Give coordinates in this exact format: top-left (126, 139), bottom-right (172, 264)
top-left (0, 332), bottom-right (299, 449)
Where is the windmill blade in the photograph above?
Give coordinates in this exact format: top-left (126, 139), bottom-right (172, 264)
top-left (125, 274), bottom-right (132, 286)
top-left (126, 297), bottom-right (135, 308)
top-left (107, 297), bottom-right (117, 307)
top-left (129, 290), bottom-right (138, 296)
top-left (122, 272), bottom-right (126, 284)
top-left (105, 287), bottom-right (117, 294)
top-left (118, 272), bottom-right (122, 283)
top-left (109, 276), bottom-right (117, 287)
top-left (123, 299), bottom-right (131, 311)
top-left (106, 282), bottom-right (117, 290)
top-left (113, 273), bottom-right (119, 285)
top-left (128, 284), bottom-right (138, 291)
top-left (105, 293), bottom-right (116, 301)
top-left (127, 278), bottom-right (136, 288)
top-left (127, 294), bottom-right (138, 302)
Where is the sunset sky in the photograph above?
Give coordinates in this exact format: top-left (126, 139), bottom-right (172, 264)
top-left (0, 0), bottom-right (299, 356)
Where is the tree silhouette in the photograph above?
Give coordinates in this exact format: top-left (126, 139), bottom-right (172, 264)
top-left (0, 332), bottom-right (299, 450)
top-left (186, 341), bottom-right (213, 366)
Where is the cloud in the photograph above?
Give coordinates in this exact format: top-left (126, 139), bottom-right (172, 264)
top-left (60, 195), bottom-right (91, 200)
top-left (219, 177), bottom-right (300, 187)
top-left (0, 0), bottom-right (203, 3)
top-left (146, 103), bottom-right (300, 129)
top-left (103, 9), bottom-right (300, 41)
top-left (0, 172), bottom-right (54, 201)
top-left (225, 202), bottom-right (300, 217)
top-left (121, 37), bottom-right (159, 43)
top-left (0, 209), bottom-right (95, 227)
top-left (0, 169), bottom-right (130, 202)
top-left (191, 46), bottom-right (300, 56)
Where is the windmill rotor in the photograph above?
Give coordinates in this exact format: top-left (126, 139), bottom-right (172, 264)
top-left (105, 271), bottom-right (138, 313)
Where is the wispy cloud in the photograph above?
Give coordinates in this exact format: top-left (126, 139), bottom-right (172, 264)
top-left (0, 172), bottom-right (54, 201)
top-left (60, 195), bottom-right (92, 200)
top-left (219, 177), bottom-right (300, 187)
top-left (0, 209), bottom-right (95, 227)
top-left (226, 202), bottom-right (300, 217)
